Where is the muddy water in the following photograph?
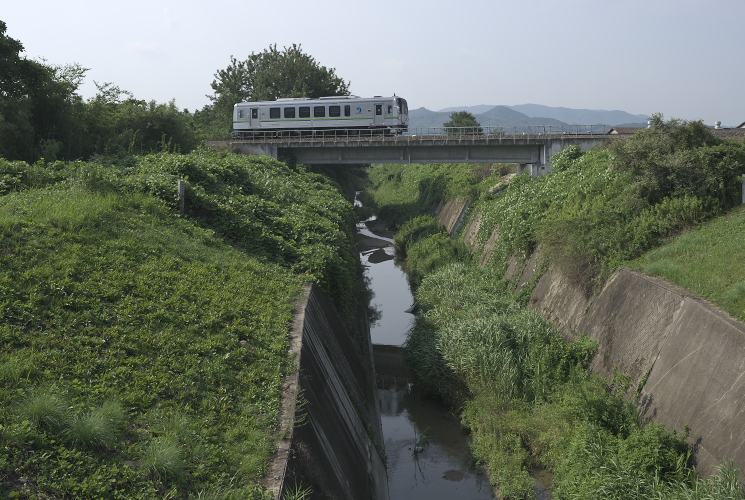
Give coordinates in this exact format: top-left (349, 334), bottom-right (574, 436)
top-left (358, 219), bottom-right (495, 500)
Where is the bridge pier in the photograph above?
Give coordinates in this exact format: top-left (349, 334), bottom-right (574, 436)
top-left (518, 163), bottom-right (551, 178)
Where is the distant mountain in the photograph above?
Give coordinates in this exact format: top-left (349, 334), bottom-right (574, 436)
top-left (409, 105), bottom-right (567, 130)
top-left (422, 103), bottom-right (650, 127)
top-left (437, 104), bottom-right (497, 115)
top-left (508, 104), bottom-right (649, 125)
top-left (478, 106), bottom-right (566, 127)
top-left (408, 107), bottom-right (450, 129)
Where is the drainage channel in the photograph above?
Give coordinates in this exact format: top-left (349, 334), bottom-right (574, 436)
top-left (357, 215), bottom-right (495, 500)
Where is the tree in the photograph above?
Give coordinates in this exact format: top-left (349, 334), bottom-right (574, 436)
top-left (443, 110), bottom-right (483, 136)
top-left (203, 44), bottom-right (350, 136)
top-left (0, 20), bottom-right (46, 160)
top-left (0, 20), bottom-right (90, 161)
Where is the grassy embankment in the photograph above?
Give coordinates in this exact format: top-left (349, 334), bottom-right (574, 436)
top-left (365, 118), bottom-right (745, 499)
top-left (0, 151), bottom-right (363, 499)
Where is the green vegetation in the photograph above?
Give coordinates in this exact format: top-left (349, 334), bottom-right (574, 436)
top-left (1, 22), bottom-right (352, 161)
top-left (0, 150), bottom-right (360, 498)
top-left (367, 117), bottom-right (745, 498)
top-left (366, 162), bottom-right (509, 228)
top-left (205, 43), bottom-right (351, 137)
top-left (469, 116), bottom-right (745, 292)
top-left (0, 21), bottom-right (200, 162)
top-left (631, 204), bottom-right (745, 321)
top-left (443, 110), bottom-right (484, 135)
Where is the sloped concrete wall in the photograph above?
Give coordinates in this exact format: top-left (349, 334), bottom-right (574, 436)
top-left (454, 201), bottom-right (745, 475)
top-left (436, 197), bottom-right (469, 234)
top-left (530, 267), bottom-right (745, 475)
top-left (265, 284), bottom-right (388, 500)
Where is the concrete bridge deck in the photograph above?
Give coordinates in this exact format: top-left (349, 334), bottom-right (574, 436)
top-left (212, 126), bottom-right (616, 176)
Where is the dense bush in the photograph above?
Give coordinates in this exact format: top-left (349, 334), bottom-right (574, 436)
top-left (368, 162), bottom-right (507, 228)
top-left (469, 117), bottom-right (745, 290)
top-left (393, 215), bottom-right (442, 256)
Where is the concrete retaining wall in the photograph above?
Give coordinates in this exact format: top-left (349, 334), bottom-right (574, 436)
top-left (529, 266), bottom-right (745, 475)
top-left (264, 284), bottom-right (388, 499)
top-left (451, 199), bottom-right (745, 476)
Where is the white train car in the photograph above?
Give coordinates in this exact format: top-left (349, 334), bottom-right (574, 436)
top-left (233, 95), bottom-right (409, 138)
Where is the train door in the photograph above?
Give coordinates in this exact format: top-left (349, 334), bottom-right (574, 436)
top-left (250, 108), bottom-right (260, 127)
top-left (374, 104), bottom-right (384, 126)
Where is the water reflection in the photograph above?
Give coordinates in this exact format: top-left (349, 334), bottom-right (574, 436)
top-left (358, 211), bottom-right (495, 499)
top-left (375, 346), bottom-right (494, 500)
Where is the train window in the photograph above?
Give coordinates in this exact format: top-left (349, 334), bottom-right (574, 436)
top-left (388, 105), bottom-right (393, 114)
top-left (238, 109), bottom-right (244, 119)
top-left (269, 108), bottom-right (280, 119)
top-left (284, 107), bottom-right (295, 119)
top-left (314, 106), bottom-right (325, 118)
top-left (299, 107), bottom-right (310, 118)
top-left (252, 109), bottom-right (258, 119)
top-left (375, 105), bottom-right (383, 115)
top-left (344, 105), bottom-right (350, 117)
top-left (329, 106), bottom-right (341, 117)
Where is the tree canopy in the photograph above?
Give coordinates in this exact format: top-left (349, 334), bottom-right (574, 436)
top-left (443, 110), bottom-right (483, 135)
top-left (0, 20), bottom-right (202, 161)
top-left (206, 44), bottom-right (350, 133)
top-left (0, 22), bottom-right (353, 159)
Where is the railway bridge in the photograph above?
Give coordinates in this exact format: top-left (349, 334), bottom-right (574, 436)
top-left (216, 126), bottom-right (614, 177)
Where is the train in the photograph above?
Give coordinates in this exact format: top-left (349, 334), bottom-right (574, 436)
top-left (232, 95), bottom-right (409, 138)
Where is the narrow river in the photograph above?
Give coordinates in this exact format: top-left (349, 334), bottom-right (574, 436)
top-left (356, 213), bottom-right (495, 500)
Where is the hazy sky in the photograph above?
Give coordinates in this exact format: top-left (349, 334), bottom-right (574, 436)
top-left (4, 0), bottom-right (743, 125)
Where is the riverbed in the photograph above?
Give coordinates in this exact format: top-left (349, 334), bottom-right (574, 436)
top-left (357, 216), bottom-right (495, 500)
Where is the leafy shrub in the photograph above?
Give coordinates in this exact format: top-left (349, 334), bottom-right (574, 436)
top-left (405, 231), bottom-right (471, 288)
top-left (467, 117), bottom-right (745, 290)
top-left (368, 162), bottom-right (506, 228)
top-left (551, 144), bottom-right (585, 172)
top-left (393, 215), bottom-right (442, 256)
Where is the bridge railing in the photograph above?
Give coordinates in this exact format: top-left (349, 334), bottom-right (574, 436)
top-left (232, 124), bottom-right (612, 142)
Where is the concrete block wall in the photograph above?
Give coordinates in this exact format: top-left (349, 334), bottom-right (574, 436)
top-left (451, 198), bottom-right (745, 476)
top-left (529, 266), bottom-right (745, 475)
top-left (264, 284), bottom-right (388, 500)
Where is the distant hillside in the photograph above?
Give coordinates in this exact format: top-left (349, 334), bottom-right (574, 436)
top-left (438, 104), bottom-right (496, 115)
top-left (419, 103), bottom-right (650, 128)
top-left (509, 104), bottom-right (649, 126)
top-left (478, 106), bottom-right (566, 127)
top-left (409, 106), bottom-right (566, 130)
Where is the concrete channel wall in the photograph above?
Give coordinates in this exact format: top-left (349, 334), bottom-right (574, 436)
top-left (439, 198), bottom-right (745, 476)
top-left (264, 284), bottom-right (388, 500)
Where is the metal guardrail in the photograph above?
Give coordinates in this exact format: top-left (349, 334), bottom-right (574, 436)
top-left (232, 125), bottom-right (613, 142)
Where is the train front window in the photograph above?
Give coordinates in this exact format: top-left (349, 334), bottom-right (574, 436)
top-left (299, 107), bottom-right (310, 118)
top-left (314, 106), bottom-right (325, 118)
top-left (284, 107), bottom-right (295, 119)
top-left (269, 108), bottom-right (280, 119)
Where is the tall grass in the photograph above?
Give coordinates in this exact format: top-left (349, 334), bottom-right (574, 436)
top-left (631, 205), bottom-right (745, 321)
